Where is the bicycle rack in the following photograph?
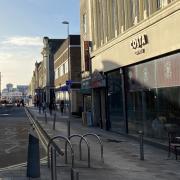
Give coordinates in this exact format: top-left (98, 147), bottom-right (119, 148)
top-left (47, 135), bottom-right (74, 168)
top-left (79, 133), bottom-right (104, 163)
top-left (66, 134), bottom-right (91, 168)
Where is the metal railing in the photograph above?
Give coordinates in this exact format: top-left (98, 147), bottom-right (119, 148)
top-left (80, 133), bottom-right (104, 163)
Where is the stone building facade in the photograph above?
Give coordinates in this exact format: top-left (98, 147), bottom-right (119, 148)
top-left (41, 37), bottom-right (65, 104)
top-left (54, 35), bottom-right (82, 115)
top-left (80, 0), bottom-right (179, 141)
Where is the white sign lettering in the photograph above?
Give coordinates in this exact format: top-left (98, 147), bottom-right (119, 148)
top-left (130, 34), bottom-right (148, 49)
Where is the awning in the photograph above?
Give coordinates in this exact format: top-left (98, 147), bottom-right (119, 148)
top-left (55, 85), bottom-right (69, 92)
top-left (55, 82), bottom-right (81, 92)
top-left (80, 88), bottom-right (91, 94)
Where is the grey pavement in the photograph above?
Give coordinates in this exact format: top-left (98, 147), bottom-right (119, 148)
top-left (1, 106), bottom-right (180, 180)
top-left (0, 106), bottom-right (30, 168)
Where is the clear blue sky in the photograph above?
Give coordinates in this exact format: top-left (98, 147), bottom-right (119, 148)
top-left (0, 0), bottom-right (80, 89)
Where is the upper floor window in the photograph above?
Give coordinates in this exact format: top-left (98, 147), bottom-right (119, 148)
top-left (55, 69), bottom-right (58, 80)
top-left (157, 0), bottom-right (168, 9)
top-left (83, 13), bottom-right (87, 34)
top-left (132, 0), bottom-right (139, 25)
top-left (60, 65), bottom-right (63, 76)
top-left (65, 61), bottom-right (68, 74)
top-left (55, 61), bottom-right (69, 79)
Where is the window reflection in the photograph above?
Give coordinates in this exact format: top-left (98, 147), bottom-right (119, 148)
top-left (107, 70), bottom-right (125, 132)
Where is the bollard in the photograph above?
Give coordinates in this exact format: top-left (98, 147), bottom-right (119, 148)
top-left (67, 120), bottom-right (70, 138)
top-left (71, 168), bottom-right (74, 180)
top-left (75, 171), bottom-right (79, 180)
top-left (51, 148), bottom-right (57, 180)
top-left (45, 110), bottom-right (47, 124)
top-left (71, 169), bottom-right (79, 180)
top-left (27, 134), bottom-right (40, 178)
top-left (53, 112), bottom-right (56, 130)
top-left (138, 130), bottom-right (144, 160)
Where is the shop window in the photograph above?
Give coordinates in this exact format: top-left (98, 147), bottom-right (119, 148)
top-left (125, 54), bottom-right (180, 141)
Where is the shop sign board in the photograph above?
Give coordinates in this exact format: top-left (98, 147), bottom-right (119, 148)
top-left (130, 34), bottom-right (148, 55)
top-left (84, 41), bottom-right (90, 71)
top-left (91, 70), bottom-right (106, 88)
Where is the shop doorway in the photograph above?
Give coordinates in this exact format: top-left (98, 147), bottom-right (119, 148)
top-left (107, 70), bottom-right (126, 132)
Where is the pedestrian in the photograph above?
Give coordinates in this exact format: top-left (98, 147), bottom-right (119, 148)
top-left (21, 99), bottom-right (25, 107)
top-left (42, 101), bottom-right (46, 113)
top-left (39, 101), bottom-right (42, 114)
top-left (60, 100), bottom-right (65, 115)
top-left (49, 101), bottom-right (53, 115)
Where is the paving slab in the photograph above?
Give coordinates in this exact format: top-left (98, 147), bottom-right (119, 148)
top-left (1, 107), bottom-right (180, 180)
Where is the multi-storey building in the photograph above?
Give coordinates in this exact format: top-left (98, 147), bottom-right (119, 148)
top-left (1, 84), bottom-right (28, 103)
top-left (29, 70), bottom-right (36, 105)
top-left (41, 37), bottom-right (64, 104)
top-left (29, 61), bottom-right (45, 106)
top-left (80, 0), bottom-right (179, 141)
top-left (80, 0), bottom-right (93, 121)
top-left (54, 35), bottom-right (82, 115)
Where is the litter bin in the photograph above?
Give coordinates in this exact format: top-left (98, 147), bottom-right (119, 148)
top-left (86, 111), bottom-right (93, 127)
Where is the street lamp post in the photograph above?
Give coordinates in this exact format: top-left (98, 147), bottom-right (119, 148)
top-left (62, 21), bottom-right (71, 138)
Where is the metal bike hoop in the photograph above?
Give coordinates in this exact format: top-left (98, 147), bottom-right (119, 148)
top-left (68, 134), bottom-right (91, 168)
top-left (80, 133), bottom-right (104, 163)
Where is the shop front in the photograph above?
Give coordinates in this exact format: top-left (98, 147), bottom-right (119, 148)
top-left (125, 52), bottom-right (180, 141)
top-left (55, 85), bottom-right (69, 113)
top-left (81, 78), bottom-right (92, 126)
top-left (90, 1), bottom-right (180, 141)
top-left (91, 70), bottom-right (106, 129)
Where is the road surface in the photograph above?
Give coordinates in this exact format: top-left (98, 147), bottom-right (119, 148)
top-left (0, 105), bottom-right (39, 168)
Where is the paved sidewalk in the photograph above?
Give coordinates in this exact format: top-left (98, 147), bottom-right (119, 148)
top-left (1, 107), bottom-right (180, 180)
top-left (30, 107), bottom-right (180, 180)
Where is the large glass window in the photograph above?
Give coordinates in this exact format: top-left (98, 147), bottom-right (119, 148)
top-left (126, 53), bottom-right (180, 142)
top-left (107, 70), bottom-right (125, 132)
